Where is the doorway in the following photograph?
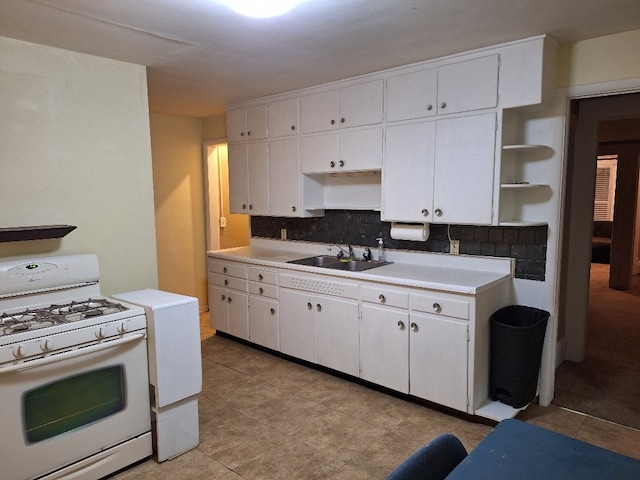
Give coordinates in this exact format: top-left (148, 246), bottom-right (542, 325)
top-left (555, 93), bottom-right (640, 429)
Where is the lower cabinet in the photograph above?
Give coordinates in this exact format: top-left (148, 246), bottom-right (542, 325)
top-left (209, 284), bottom-right (249, 340)
top-left (408, 313), bottom-right (469, 412)
top-left (279, 289), bottom-right (318, 363)
top-left (248, 267), bottom-right (279, 350)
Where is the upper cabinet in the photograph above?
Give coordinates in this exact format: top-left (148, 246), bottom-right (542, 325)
top-left (386, 55), bottom-right (499, 123)
top-left (268, 98), bottom-right (299, 138)
top-left (300, 80), bottom-right (384, 134)
top-left (227, 104), bottom-right (267, 143)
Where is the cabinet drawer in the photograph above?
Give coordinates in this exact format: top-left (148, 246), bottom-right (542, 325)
top-left (248, 268), bottom-right (277, 285)
top-left (209, 272), bottom-right (248, 291)
top-left (360, 285), bottom-right (409, 309)
top-left (410, 293), bottom-right (469, 320)
top-left (209, 261), bottom-right (247, 279)
top-left (249, 282), bottom-right (278, 299)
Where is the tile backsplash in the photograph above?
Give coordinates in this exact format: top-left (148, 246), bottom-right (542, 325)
top-left (251, 210), bottom-right (547, 281)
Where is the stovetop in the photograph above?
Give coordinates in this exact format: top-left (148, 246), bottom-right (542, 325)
top-left (0, 298), bottom-right (130, 338)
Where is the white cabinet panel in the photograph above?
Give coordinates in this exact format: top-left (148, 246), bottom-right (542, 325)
top-left (227, 143), bottom-right (249, 213)
top-left (338, 127), bottom-right (383, 172)
top-left (360, 304), bottom-right (409, 393)
top-left (269, 137), bottom-right (301, 216)
top-left (279, 289), bottom-right (317, 363)
top-left (249, 296), bottom-right (279, 350)
top-left (409, 313), bottom-right (469, 411)
top-left (300, 90), bottom-right (339, 134)
top-left (386, 68), bottom-right (438, 122)
top-left (382, 121), bottom-right (436, 222)
top-left (316, 296), bottom-right (359, 377)
top-left (437, 55), bottom-right (498, 115)
top-left (227, 105), bottom-right (267, 142)
top-left (300, 133), bottom-right (337, 174)
top-left (247, 141), bottom-right (269, 215)
top-left (268, 98), bottom-right (298, 138)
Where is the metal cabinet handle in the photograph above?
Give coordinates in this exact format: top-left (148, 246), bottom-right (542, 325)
top-left (421, 209), bottom-right (429, 217)
top-left (426, 104), bottom-right (433, 111)
top-left (241, 132), bottom-right (245, 137)
top-left (291, 206), bottom-right (297, 212)
top-left (397, 320), bottom-right (405, 330)
top-left (249, 204), bottom-right (253, 210)
top-left (435, 208), bottom-right (442, 217)
top-left (223, 267), bottom-right (228, 273)
top-left (258, 274), bottom-right (263, 281)
top-left (378, 294), bottom-right (386, 304)
top-left (224, 279), bottom-right (229, 286)
top-left (330, 161), bottom-right (336, 168)
top-left (259, 287), bottom-right (264, 295)
top-left (330, 119), bottom-right (335, 125)
top-left (439, 102), bottom-right (446, 109)
top-left (307, 302), bottom-right (313, 310)
top-left (316, 303), bottom-right (322, 312)
top-left (247, 131), bottom-right (252, 136)
top-left (338, 160), bottom-right (345, 167)
top-left (410, 322), bottom-right (418, 332)
top-left (221, 294), bottom-right (226, 301)
top-left (270, 308), bottom-right (275, 315)
top-left (291, 125), bottom-right (296, 130)
top-left (242, 203), bottom-right (247, 210)
top-left (340, 117), bottom-right (345, 123)
top-left (433, 302), bottom-right (442, 313)
top-left (227, 296), bottom-right (232, 303)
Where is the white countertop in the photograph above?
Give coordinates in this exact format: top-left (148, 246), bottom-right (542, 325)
top-left (207, 240), bottom-right (513, 295)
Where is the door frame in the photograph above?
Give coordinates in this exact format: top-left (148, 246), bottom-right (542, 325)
top-left (203, 139), bottom-right (227, 251)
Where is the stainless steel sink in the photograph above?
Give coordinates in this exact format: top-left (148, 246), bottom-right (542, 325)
top-left (287, 255), bottom-right (390, 271)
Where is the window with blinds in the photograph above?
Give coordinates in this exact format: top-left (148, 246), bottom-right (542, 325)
top-left (594, 155), bottom-right (618, 221)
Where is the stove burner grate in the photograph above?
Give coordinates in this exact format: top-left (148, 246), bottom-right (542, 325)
top-left (0, 298), bottom-right (128, 337)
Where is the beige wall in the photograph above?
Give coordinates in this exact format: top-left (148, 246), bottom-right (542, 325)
top-left (557, 29), bottom-right (640, 88)
top-left (203, 113), bottom-right (227, 141)
top-left (0, 37), bottom-right (158, 296)
top-left (150, 114), bottom-right (208, 309)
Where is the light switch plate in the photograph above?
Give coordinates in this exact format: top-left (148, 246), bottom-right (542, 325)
top-left (450, 239), bottom-right (460, 255)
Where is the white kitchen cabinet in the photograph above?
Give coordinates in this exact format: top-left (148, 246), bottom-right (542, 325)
top-left (300, 127), bottom-right (382, 174)
top-left (248, 268), bottom-right (279, 350)
top-left (228, 141), bottom-right (269, 215)
top-left (409, 313), bottom-right (469, 411)
top-left (382, 113), bottom-right (496, 224)
top-left (278, 288), bottom-right (318, 363)
top-left (227, 104), bottom-right (267, 143)
top-left (300, 80), bottom-right (383, 134)
top-left (268, 137), bottom-right (302, 216)
top-left (386, 56), bottom-right (498, 123)
top-left (386, 55), bottom-right (498, 123)
top-left (315, 295), bottom-right (359, 377)
top-left (268, 98), bottom-right (298, 138)
top-left (208, 262), bottom-right (249, 339)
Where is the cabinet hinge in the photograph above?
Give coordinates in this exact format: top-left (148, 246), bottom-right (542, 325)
top-left (467, 329), bottom-right (470, 342)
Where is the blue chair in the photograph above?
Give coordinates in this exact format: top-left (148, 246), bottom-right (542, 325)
top-left (386, 433), bottom-right (468, 480)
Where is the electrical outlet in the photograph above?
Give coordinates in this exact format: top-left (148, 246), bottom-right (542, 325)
top-left (219, 217), bottom-right (227, 227)
top-left (280, 228), bottom-right (287, 240)
top-left (450, 239), bottom-right (460, 255)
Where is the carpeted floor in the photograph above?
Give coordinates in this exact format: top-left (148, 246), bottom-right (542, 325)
top-left (553, 263), bottom-right (640, 430)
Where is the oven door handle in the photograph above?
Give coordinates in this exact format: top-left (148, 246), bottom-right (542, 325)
top-left (0, 333), bottom-right (146, 375)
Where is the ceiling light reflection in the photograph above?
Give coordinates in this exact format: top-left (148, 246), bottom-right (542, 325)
top-left (222, 0), bottom-right (303, 18)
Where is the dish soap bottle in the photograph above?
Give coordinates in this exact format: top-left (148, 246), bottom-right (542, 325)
top-left (376, 237), bottom-right (386, 262)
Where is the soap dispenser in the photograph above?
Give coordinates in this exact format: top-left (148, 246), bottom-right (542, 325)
top-left (376, 237), bottom-right (386, 262)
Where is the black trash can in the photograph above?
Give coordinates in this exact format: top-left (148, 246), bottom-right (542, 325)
top-left (489, 305), bottom-right (549, 408)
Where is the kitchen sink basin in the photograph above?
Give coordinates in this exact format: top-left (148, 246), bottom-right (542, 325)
top-left (287, 255), bottom-right (390, 271)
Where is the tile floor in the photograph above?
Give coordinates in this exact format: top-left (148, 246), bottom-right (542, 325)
top-left (112, 315), bottom-right (640, 479)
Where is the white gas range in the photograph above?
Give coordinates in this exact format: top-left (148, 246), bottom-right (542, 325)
top-left (0, 254), bottom-right (152, 480)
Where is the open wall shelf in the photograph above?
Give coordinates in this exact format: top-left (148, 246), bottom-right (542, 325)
top-left (0, 225), bottom-right (77, 243)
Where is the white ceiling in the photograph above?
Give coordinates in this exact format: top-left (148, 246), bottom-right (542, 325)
top-left (2, 0), bottom-right (640, 118)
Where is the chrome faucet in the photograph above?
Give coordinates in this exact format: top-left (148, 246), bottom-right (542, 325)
top-left (330, 244), bottom-right (354, 260)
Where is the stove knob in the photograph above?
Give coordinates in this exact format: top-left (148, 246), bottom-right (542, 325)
top-left (117, 322), bottom-right (128, 334)
top-left (13, 344), bottom-right (26, 359)
top-left (95, 327), bottom-right (106, 340)
top-left (40, 339), bottom-right (54, 353)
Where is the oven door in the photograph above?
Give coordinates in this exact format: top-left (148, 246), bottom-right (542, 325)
top-left (0, 332), bottom-right (151, 480)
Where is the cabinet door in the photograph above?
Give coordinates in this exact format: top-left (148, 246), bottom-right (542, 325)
top-left (269, 138), bottom-right (301, 216)
top-left (249, 296), bottom-right (279, 350)
top-left (228, 143), bottom-right (248, 213)
top-left (338, 127), bottom-right (383, 172)
top-left (227, 108), bottom-right (246, 143)
top-left (316, 296), bottom-right (359, 377)
top-left (247, 141), bottom-right (269, 215)
top-left (360, 304), bottom-right (409, 393)
top-left (386, 68), bottom-right (438, 122)
top-left (300, 132), bottom-right (338, 174)
top-left (300, 90), bottom-right (339, 134)
top-left (268, 98), bottom-right (298, 137)
top-left (246, 104), bottom-right (267, 140)
top-left (409, 313), bottom-right (469, 412)
top-left (437, 55), bottom-right (498, 115)
top-left (339, 80), bottom-right (383, 128)
top-left (433, 113), bottom-right (496, 224)
top-left (209, 285), bottom-right (229, 333)
top-left (382, 121), bottom-right (436, 222)
top-left (227, 290), bottom-right (249, 340)
top-left (279, 289), bottom-right (317, 363)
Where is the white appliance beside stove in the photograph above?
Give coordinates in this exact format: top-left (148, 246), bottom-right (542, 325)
top-left (112, 288), bottom-right (202, 462)
top-left (0, 254), bottom-right (152, 480)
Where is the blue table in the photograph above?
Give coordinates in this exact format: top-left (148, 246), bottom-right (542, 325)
top-left (446, 419), bottom-right (640, 479)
